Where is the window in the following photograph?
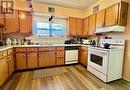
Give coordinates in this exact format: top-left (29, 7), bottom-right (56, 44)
top-left (33, 14), bottom-right (67, 38)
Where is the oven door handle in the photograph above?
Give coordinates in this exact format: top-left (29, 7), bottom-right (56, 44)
top-left (88, 49), bottom-right (109, 54)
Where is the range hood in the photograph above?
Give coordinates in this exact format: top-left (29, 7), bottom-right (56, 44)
top-left (95, 25), bottom-right (125, 34)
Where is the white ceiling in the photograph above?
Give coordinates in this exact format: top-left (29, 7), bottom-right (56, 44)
top-left (34, 0), bottom-right (98, 10)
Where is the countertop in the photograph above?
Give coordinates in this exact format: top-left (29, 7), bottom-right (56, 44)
top-left (0, 44), bottom-right (90, 51)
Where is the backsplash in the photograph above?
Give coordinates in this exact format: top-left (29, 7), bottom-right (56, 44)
top-left (3, 34), bottom-right (74, 45)
top-left (26, 36), bottom-right (71, 44)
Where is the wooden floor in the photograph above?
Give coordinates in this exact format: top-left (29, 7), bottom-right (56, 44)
top-left (1, 64), bottom-right (130, 90)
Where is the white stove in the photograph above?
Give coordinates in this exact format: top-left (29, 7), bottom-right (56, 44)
top-left (87, 39), bottom-right (125, 83)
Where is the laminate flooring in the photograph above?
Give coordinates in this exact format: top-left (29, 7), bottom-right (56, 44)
top-left (1, 64), bottom-right (130, 90)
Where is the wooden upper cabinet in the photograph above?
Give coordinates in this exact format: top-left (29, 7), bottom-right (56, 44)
top-left (0, 8), bottom-right (5, 28)
top-left (27, 52), bottom-right (38, 68)
top-left (5, 10), bottom-right (19, 33)
top-left (88, 14), bottom-right (96, 36)
top-left (96, 10), bottom-right (105, 28)
top-left (76, 18), bottom-right (83, 35)
top-left (105, 4), bottom-right (119, 26)
top-left (0, 58), bottom-right (9, 86)
top-left (83, 18), bottom-right (89, 36)
top-left (0, 16), bottom-right (5, 25)
top-left (105, 1), bottom-right (128, 26)
top-left (118, 1), bottom-right (128, 26)
top-left (69, 17), bottom-right (77, 35)
top-left (19, 11), bottom-right (32, 33)
top-left (16, 53), bottom-right (27, 70)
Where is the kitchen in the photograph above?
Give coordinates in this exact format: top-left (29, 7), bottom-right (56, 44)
top-left (0, 0), bottom-right (130, 90)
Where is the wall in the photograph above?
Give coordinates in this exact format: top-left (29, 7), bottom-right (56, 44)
top-left (14, 0), bottom-right (84, 43)
top-left (84, 0), bottom-right (121, 17)
top-left (15, 0), bottom-right (84, 18)
top-left (84, 0), bottom-right (130, 81)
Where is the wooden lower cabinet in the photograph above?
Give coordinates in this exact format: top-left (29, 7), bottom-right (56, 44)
top-left (7, 55), bottom-right (14, 75)
top-left (0, 58), bottom-right (9, 86)
top-left (27, 52), bottom-right (38, 68)
top-left (56, 57), bottom-right (64, 65)
top-left (56, 50), bottom-right (65, 65)
top-left (16, 53), bottom-right (27, 70)
top-left (79, 47), bottom-right (88, 66)
top-left (39, 51), bottom-right (56, 67)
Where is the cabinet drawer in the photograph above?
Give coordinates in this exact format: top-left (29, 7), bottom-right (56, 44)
top-left (0, 51), bottom-right (7, 59)
top-left (56, 51), bottom-right (64, 58)
top-left (27, 48), bottom-right (37, 52)
top-left (56, 47), bottom-right (64, 51)
top-left (7, 48), bottom-right (13, 55)
top-left (81, 47), bottom-right (88, 51)
top-left (38, 47), bottom-right (55, 51)
top-left (56, 57), bottom-right (64, 65)
top-left (16, 48), bottom-right (26, 52)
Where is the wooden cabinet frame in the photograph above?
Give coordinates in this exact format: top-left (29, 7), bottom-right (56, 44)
top-left (3, 10), bottom-right (32, 34)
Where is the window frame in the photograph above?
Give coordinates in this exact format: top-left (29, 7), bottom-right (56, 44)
top-left (32, 15), bottom-right (67, 38)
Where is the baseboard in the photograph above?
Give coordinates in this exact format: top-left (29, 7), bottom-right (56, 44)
top-left (123, 77), bottom-right (130, 82)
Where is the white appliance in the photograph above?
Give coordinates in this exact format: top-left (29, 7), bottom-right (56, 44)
top-left (87, 39), bottom-right (125, 83)
top-left (82, 39), bottom-right (91, 45)
top-left (65, 46), bottom-right (79, 64)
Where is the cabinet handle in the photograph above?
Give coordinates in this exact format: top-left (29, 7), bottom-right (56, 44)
top-left (24, 55), bottom-right (26, 56)
top-left (114, 19), bottom-right (117, 23)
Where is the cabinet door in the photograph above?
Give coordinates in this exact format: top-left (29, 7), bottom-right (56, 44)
top-left (16, 53), bottom-right (27, 70)
top-left (0, 58), bottom-right (8, 86)
top-left (56, 57), bottom-right (64, 65)
top-left (105, 4), bottom-right (119, 26)
top-left (8, 55), bottom-right (14, 75)
top-left (0, 9), bottom-right (4, 23)
top-left (83, 18), bottom-right (89, 36)
top-left (5, 10), bottom-right (19, 33)
top-left (0, 18), bottom-right (4, 25)
top-left (88, 14), bottom-right (96, 36)
top-left (96, 10), bottom-right (105, 28)
top-left (69, 17), bottom-right (77, 35)
top-left (27, 52), bottom-right (38, 68)
top-left (76, 18), bottom-right (83, 35)
top-left (39, 51), bottom-right (56, 67)
top-left (0, 15), bottom-right (5, 25)
top-left (19, 11), bottom-right (32, 33)
top-left (79, 49), bottom-right (88, 66)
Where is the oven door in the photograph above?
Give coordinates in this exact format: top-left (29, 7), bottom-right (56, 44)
top-left (88, 48), bottom-right (109, 75)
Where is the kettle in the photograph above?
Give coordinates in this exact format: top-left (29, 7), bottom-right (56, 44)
top-left (104, 43), bottom-right (111, 49)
